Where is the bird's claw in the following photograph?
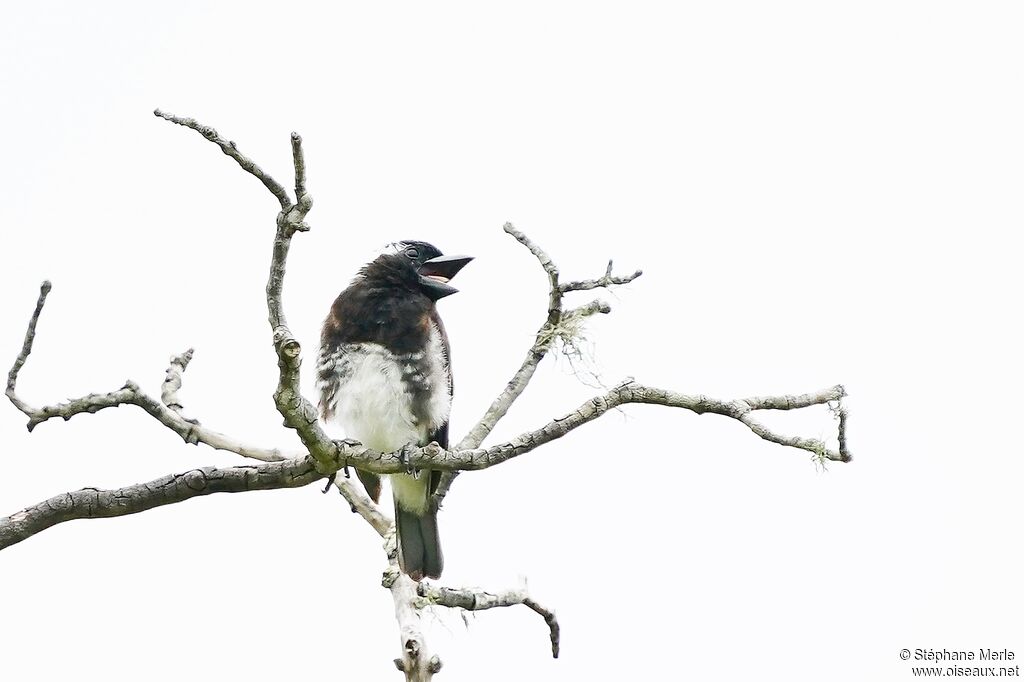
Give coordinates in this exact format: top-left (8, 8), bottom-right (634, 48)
top-left (321, 471), bottom-right (337, 494)
top-left (399, 443), bottom-right (419, 477)
top-left (335, 439), bottom-right (362, 480)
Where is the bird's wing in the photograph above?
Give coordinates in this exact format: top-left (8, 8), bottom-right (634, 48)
top-left (317, 300), bottom-right (346, 421)
top-left (427, 309), bottom-right (452, 496)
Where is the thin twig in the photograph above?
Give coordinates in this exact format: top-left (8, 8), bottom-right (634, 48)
top-left (5, 281), bottom-right (51, 415)
top-left (291, 131), bottom-right (307, 203)
top-left (153, 109), bottom-right (292, 210)
top-left (419, 583), bottom-right (560, 658)
top-left (837, 405), bottom-right (851, 461)
top-left (560, 259), bottom-right (643, 293)
top-left (566, 299), bottom-right (611, 318)
top-left (160, 348), bottom-right (194, 415)
top-left (502, 221), bottom-right (562, 322)
top-left (335, 479), bottom-right (393, 537)
top-left (523, 597), bottom-right (561, 659)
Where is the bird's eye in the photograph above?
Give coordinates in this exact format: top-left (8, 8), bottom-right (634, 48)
top-left (405, 247), bottom-right (419, 260)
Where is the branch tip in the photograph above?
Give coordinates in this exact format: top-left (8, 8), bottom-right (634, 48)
top-left (421, 582), bottom-right (560, 659)
top-left (7, 280), bottom-right (54, 405)
top-left (156, 109), bottom-right (292, 209)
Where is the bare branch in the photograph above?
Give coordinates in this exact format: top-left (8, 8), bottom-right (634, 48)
top-left (157, 111), bottom-right (334, 472)
top-left (0, 457), bottom-right (321, 550)
top-left (5, 283), bottom-right (393, 534)
top-left (16, 373), bottom-right (292, 462)
top-left (153, 109), bottom-right (292, 210)
top-left (438, 226), bottom-right (642, 503)
top-left (160, 348), bottom-right (194, 415)
top-left (839, 407), bottom-right (849, 458)
top-left (502, 221), bottom-right (562, 322)
top-left (5, 280), bottom-right (51, 415)
top-left (385, 552), bottom-right (443, 681)
top-left (324, 381), bottom-right (853, 479)
top-left (743, 390), bottom-right (848, 411)
top-left (834, 402), bottom-right (851, 461)
top-left (291, 131), bottom-right (307, 203)
top-left (6, 283), bottom-right (848, 525)
top-left (5, 289), bottom-right (288, 459)
top-left (560, 259), bottom-right (643, 293)
top-left (333, 478), bottom-right (393, 538)
top-left (523, 598), bottom-right (561, 659)
top-left (566, 299), bottom-right (612, 318)
top-left (7, 119), bottom-right (386, 545)
top-left (419, 583), bottom-right (560, 658)
top-left (259, 132), bottom-right (334, 472)
top-left (154, 114), bottom-right (391, 537)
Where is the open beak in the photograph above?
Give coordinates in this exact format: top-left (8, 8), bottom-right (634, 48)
top-left (418, 254), bottom-right (473, 300)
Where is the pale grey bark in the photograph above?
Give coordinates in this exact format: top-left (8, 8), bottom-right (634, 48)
top-left (419, 583), bottom-right (560, 658)
top-left (387, 565), bottom-right (443, 681)
top-left (560, 258), bottom-right (643, 294)
top-left (2, 111), bottom-right (853, 680)
top-left (436, 223), bottom-right (642, 502)
top-left (160, 348), bottom-right (194, 416)
top-left (0, 458), bottom-right (320, 550)
top-left (154, 109), bottom-right (293, 209)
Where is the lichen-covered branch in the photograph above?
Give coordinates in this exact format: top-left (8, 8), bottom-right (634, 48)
top-left (504, 221), bottom-right (564, 323)
top-left (419, 583), bottom-right (560, 658)
top-left (437, 224), bottom-right (642, 502)
top-left (560, 258), bottom-right (643, 293)
top-left (0, 457), bottom-right (321, 550)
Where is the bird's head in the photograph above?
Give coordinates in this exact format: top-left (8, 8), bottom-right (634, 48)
top-left (361, 240), bottom-right (473, 301)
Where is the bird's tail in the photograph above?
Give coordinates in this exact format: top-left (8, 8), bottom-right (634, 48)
top-left (395, 499), bottom-right (443, 581)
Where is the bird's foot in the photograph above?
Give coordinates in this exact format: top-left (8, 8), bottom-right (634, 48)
top-left (321, 471), bottom-right (337, 494)
top-left (334, 438), bottom-right (362, 481)
top-left (399, 443), bottom-right (419, 477)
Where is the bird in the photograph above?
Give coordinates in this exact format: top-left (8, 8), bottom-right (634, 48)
top-left (316, 241), bottom-right (472, 580)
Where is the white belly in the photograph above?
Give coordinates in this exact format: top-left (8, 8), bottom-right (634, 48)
top-left (316, 333), bottom-right (451, 514)
top-left (331, 345), bottom-right (426, 452)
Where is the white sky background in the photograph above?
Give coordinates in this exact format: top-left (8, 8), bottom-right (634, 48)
top-left (1, 2), bottom-right (1022, 680)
